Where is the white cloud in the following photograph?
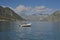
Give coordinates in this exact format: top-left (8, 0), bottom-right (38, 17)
top-left (15, 5), bottom-right (53, 15)
top-left (33, 6), bottom-right (52, 13)
top-left (15, 5), bottom-right (31, 13)
top-left (35, 6), bottom-right (46, 10)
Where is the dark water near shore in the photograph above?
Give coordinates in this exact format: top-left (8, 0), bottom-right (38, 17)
top-left (0, 21), bottom-right (60, 40)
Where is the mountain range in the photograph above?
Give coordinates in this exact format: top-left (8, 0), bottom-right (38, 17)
top-left (20, 10), bottom-right (60, 22)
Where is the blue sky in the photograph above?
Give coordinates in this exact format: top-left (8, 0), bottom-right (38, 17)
top-left (0, 0), bottom-right (60, 15)
top-left (0, 0), bottom-right (60, 9)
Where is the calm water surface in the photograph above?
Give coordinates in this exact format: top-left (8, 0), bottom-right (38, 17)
top-left (0, 21), bottom-right (60, 40)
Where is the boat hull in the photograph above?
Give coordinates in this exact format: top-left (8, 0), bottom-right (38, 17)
top-left (21, 23), bottom-right (31, 27)
top-left (21, 25), bottom-right (31, 27)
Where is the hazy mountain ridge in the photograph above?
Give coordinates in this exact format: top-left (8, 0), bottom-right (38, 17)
top-left (22, 10), bottom-right (60, 22)
top-left (45, 10), bottom-right (60, 22)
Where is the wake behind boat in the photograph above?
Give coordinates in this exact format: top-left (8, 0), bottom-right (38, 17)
top-left (20, 23), bottom-right (32, 27)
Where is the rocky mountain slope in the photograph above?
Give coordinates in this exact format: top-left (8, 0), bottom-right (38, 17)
top-left (0, 6), bottom-right (25, 21)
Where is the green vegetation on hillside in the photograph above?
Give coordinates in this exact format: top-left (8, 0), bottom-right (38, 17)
top-left (0, 6), bottom-right (25, 21)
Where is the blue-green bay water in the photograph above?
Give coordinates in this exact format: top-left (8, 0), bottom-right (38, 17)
top-left (0, 21), bottom-right (60, 40)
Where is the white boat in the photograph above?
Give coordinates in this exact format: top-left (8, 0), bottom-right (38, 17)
top-left (20, 23), bottom-right (32, 27)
